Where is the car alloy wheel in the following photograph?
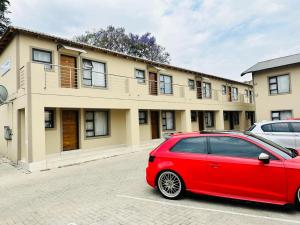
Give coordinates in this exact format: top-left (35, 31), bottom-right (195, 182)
top-left (157, 171), bottom-right (183, 199)
top-left (297, 188), bottom-right (300, 206)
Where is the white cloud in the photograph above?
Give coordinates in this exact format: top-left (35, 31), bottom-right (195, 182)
top-left (9, 0), bottom-right (300, 81)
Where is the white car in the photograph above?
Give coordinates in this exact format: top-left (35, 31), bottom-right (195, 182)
top-left (248, 120), bottom-right (300, 149)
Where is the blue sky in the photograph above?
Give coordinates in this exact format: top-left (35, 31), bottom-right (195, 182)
top-left (10, 0), bottom-right (300, 81)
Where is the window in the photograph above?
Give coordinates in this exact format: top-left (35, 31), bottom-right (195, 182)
top-left (82, 59), bottom-right (106, 87)
top-left (162, 111), bottom-right (175, 130)
top-left (261, 122), bottom-right (291, 132)
top-left (245, 89), bottom-right (249, 97)
top-left (188, 79), bottom-right (195, 90)
top-left (269, 75), bottom-right (290, 95)
top-left (221, 85), bottom-right (227, 95)
top-left (204, 111), bottom-right (214, 127)
top-left (271, 110), bottom-right (292, 120)
top-left (271, 123), bottom-right (290, 132)
top-left (209, 137), bottom-right (265, 159)
top-left (171, 137), bottom-right (207, 154)
top-left (231, 87), bottom-right (238, 101)
top-left (160, 75), bottom-right (173, 94)
top-left (291, 123), bottom-right (300, 132)
top-left (32, 48), bottom-right (52, 69)
top-left (45, 110), bottom-right (54, 128)
top-left (191, 111), bottom-right (197, 122)
top-left (85, 111), bottom-right (109, 137)
top-left (135, 69), bottom-right (145, 84)
top-left (202, 82), bottom-right (212, 98)
top-left (139, 110), bottom-right (148, 124)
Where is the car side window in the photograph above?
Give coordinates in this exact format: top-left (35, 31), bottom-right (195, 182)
top-left (171, 137), bottom-right (207, 154)
top-left (291, 123), bottom-right (300, 132)
top-left (209, 136), bottom-right (274, 159)
top-left (271, 123), bottom-right (290, 132)
top-left (261, 124), bottom-right (272, 132)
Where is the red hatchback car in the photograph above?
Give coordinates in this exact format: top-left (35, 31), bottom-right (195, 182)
top-left (146, 132), bottom-right (300, 207)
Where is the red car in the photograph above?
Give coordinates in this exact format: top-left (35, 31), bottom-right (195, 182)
top-left (146, 132), bottom-right (300, 208)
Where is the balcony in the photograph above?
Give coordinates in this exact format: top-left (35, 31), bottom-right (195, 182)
top-left (18, 62), bottom-right (254, 105)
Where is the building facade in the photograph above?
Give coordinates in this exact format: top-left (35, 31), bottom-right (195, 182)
top-left (0, 27), bottom-right (255, 171)
top-left (242, 53), bottom-right (300, 122)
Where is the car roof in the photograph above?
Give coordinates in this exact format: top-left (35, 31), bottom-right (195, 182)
top-left (166, 131), bottom-right (248, 140)
top-left (254, 120), bottom-right (300, 126)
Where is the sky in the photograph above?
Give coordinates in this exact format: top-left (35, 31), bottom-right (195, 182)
top-left (9, 0), bottom-right (300, 82)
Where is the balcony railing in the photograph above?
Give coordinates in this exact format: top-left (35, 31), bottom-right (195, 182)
top-left (20, 62), bottom-right (254, 104)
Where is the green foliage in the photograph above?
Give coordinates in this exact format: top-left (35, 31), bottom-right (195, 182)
top-left (75, 25), bottom-right (170, 64)
top-left (0, 0), bottom-right (10, 36)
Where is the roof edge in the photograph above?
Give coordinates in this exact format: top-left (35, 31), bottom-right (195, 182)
top-left (0, 26), bottom-right (252, 87)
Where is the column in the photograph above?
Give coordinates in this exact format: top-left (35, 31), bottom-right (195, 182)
top-left (239, 111), bottom-right (246, 131)
top-left (126, 107), bottom-right (140, 146)
top-left (180, 110), bottom-right (192, 133)
top-left (215, 110), bottom-right (225, 131)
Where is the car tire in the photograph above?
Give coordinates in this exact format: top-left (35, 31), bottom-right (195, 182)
top-left (157, 171), bottom-right (185, 200)
top-left (296, 188), bottom-right (300, 210)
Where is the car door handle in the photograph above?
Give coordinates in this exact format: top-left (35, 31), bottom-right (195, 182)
top-left (209, 163), bottom-right (220, 168)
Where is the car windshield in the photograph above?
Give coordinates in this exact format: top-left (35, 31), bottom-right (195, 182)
top-left (245, 132), bottom-right (295, 158)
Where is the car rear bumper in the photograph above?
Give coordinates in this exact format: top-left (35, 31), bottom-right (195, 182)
top-left (146, 165), bottom-right (156, 188)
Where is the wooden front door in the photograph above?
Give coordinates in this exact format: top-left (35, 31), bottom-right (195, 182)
top-left (149, 73), bottom-right (158, 95)
top-left (151, 111), bottom-right (160, 139)
top-left (196, 81), bottom-right (202, 99)
top-left (228, 86), bottom-right (232, 101)
top-left (60, 55), bottom-right (77, 88)
top-left (62, 110), bottom-right (79, 151)
top-left (198, 111), bottom-right (204, 131)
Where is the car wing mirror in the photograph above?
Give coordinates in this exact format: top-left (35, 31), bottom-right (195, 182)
top-left (258, 153), bottom-right (270, 164)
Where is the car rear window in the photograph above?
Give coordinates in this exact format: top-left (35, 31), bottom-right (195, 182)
top-left (291, 122), bottom-right (300, 132)
top-left (171, 137), bottom-right (207, 154)
top-left (247, 124), bottom-right (256, 131)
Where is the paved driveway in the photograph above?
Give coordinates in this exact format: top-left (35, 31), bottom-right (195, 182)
top-left (0, 151), bottom-right (300, 225)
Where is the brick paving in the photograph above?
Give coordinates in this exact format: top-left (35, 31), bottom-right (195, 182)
top-left (0, 151), bottom-right (300, 225)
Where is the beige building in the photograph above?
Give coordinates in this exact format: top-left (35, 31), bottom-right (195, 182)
top-left (242, 53), bottom-right (300, 121)
top-left (0, 27), bottom-right (255, 171)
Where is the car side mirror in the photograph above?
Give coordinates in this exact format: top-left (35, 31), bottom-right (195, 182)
top-left (258, 153), bottom-right (270, 164)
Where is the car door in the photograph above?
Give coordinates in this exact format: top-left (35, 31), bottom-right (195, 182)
top-left (167, 137), bottom-right (209, 191)
top-left (291, 122), bottom-right (300, 148)
top-left (206, 136), bottom-right (286, 203)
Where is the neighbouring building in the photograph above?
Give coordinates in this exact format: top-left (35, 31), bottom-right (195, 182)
top-left (242, 53), bottom-right (300, 121)
top-left (0, 26), bottom-right (255, 171)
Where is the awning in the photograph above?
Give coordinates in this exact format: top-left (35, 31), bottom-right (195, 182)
top-left (57, 44), bottom-right (87, 54)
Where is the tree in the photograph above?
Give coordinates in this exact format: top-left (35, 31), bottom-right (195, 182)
top-left (75, 26), bottom-right (170, 64)
top-left (0, 0), bottom-right (11, 36)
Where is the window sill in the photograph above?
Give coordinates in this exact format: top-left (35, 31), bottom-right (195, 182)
top-left (85, 135), bottom-right (110, 140)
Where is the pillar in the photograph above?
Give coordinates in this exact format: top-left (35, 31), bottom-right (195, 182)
top-left (126, 107), bottom-right (140, 146)
top-left (215, 110), bottom-right (225, 131)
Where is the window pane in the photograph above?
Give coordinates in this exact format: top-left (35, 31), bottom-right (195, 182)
top-left (270, 84), bottom-right (277, 90)
top-left (171, 137), bottom-right (207, 154)
top-left (280, 111), bottom-right (292, 120)
top-left (33, 49), bottom-right (51, 63)
top-left (85, 121), bottom-right (94, 130)
top-left (166, 112), bottom-right (174, 130)
top-left (269, 77), bottom-right (276, 83)
top-left (261, 124), bottom-right (272, 132)
top-left (136, 70), bottom-right (145, 83)
top-left (291, 123), bottom-right (300, 132)
top-left (92, 61), bottom-right (106, 87)
top-left (210, 137), bottom-right (263, 158)
top-left (277, 75), bottom-right (290, 93)
top-left (86, 112), bottom-right (94, 120)
top-left (94, 111), bottom-right (108, 136)
top-left (271, 123), bottom-right (290, 132)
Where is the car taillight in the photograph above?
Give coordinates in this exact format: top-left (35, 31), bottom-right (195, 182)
top-left (149, 155), bottom-right (155, 162)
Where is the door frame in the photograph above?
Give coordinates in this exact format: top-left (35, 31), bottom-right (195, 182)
top-left (150, 110), bottom-right (160, 139)
top-left (60, 109), bottom-right (80, 151)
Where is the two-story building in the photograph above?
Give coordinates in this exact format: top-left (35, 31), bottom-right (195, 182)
top-left (242, 53), bottom-right (300, 121)
top-left (0, 26), bottom-right (255, 171)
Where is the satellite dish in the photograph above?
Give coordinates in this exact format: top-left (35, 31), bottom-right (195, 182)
top-left (0, 85), bottom-right (8, 104)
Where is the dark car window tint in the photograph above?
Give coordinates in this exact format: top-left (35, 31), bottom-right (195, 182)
top-left (209, 137), bottom-right (265, 159)
top-left (291, 123), bottom-right (300, 132)
top-left (271, 123), bottom-right (290, 132)
top-left (171, 137), bottom-right (207, 154)
top-left (261, 124), bottom-right (272, 132)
